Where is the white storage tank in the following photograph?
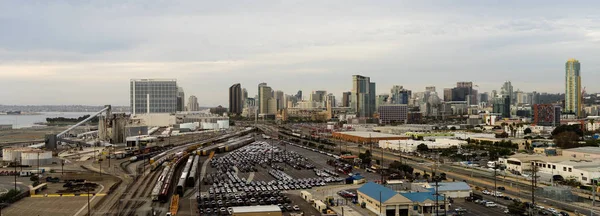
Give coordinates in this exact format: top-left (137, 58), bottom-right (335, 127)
top-left (2, 148), bottom-right (21, 162)
top-left (20, 150), bottom-right (53, 166)
top-left (217, 120), bottom-right (230, 129)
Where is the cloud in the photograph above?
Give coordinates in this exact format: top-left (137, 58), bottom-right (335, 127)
top-left (1, 0), bottom-right (600, 106)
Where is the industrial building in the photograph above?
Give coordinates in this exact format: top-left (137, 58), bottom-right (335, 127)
top-left (2, 148), bottom-right (53, 166)
top-left (231, 205), bottom-right (282, 216)
top-left (0, 124), bottom-right (12, 130)
top-left (499, 153), bottom-right (600, 185)
top-left (357, 182), bottom-right (448, 216)
top-left (411, 182), bottom-right (472, 198)
top-left (332, 131), bottom-right (409, 143)
top-left (378, 139), bottom-right (467, 153)
top-left (561, 147), bottom-right (600, 159)
top-left (373, 125), bottom-right (437, 134)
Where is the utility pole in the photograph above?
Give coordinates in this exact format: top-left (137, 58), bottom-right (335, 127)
top-left (494, 153), bottom-right (498, 203)
top-left (593, 178), bottom-right (597, 216)
top-left (435, 176), bottom-right (440, 216)
top-left (13, 159), bottom-right (17, 191)
top-left (381, 146), bottom-right (384, 185)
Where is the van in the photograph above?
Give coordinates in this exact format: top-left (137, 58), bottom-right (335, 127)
top-left (485, 202), bottom-right (497, 207)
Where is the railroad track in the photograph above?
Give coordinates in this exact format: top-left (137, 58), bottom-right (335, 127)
top-left (119, 165), bottom-right (162, 216)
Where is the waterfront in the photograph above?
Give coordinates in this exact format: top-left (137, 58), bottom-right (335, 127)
top-left (0, 112), bottom-right (95, 129)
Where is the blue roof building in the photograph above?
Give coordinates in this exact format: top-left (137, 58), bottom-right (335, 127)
top-left (357, 182), bottom-right (412, 216)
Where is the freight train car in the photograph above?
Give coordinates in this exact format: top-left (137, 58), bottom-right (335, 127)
top-left (176, 156), bottom-right (194, 196)
top-left (158, 154), bottom-right (187, 203)
top-left (186, 155), bottom-right (199, 187)
top-left (151, 166), bottom-right (171, 201)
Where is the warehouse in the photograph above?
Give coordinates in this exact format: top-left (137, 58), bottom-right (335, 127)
top-left (413, 182), bottom-right (472, 198)
top-left (357, 182), bottom-right (412, 216)
top-left (332, 131), bottom-right (410, 143)
top-left (2, 148), bottom-right (53, 166)
top-left (379, 139), bottom-right (467, 153)
top-left (231, 205), bottom-right (282, 216)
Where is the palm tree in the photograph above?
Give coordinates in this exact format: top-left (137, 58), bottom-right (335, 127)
top-left (509, 125), bottom-right (515, 137)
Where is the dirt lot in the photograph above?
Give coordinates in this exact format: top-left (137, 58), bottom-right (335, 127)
top-left (0, 126), bottom-right (67, 144)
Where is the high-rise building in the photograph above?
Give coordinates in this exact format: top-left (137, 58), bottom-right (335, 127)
top-left (531, 91), bottom-right (540, 105)
top-left (501, 81), bottom-right (514, 105)
top-left (258, 83), bottom-right (273, 114)
top-left (176, 87), bottom-right (185, 112)
top-left (342, 92), bottom-right (351, 107)
top-left (295, 90), bottom-right (303, 101)
top-left (565, 58), bottom-right (582, 117)
top-left (352, 75), bottom-right (375, 117)
top-left (533, 104), bottom-right (561, 126)
top-left (130, 79), bottom-right (178, 114)
top-left (275, 90), bottom-right (284, 111)
top-left (242, 88), bottom-right (248, 108)
top-left (492, 95), bottom-right (511, 118)
top-left (187, 95), bottom-right (200, 111)
top-left (267, 98), bottom-right (277, 114)
top-left (378, 104), bottom-right (408, 124)
top-left (443, 88), bottom-right (453, 102)
top-left (229, 83), bottom-right (243, 115)
top-left (390, 85), bottom-right (410, 104)
top-left (245, 98), bottom-right (256, 108)
top-left (310, 90), bottom-right (327, 105)
top-left (479, 92), bottom-right (489, 104)
top-left (425, 86), bottom-right (436, 92)
top-left (450, 82), bottom-right (474, 104)
top-left (325, 94), bottom-right (336, 108)
top-left (376, 94), bottom-right (390, 112)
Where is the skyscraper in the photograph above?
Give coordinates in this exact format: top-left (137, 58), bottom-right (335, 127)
top-left (342, 92), bottom-right (351, 107)
top-left (275, 90), bottom-right (284, 110)
top-left (258, 83), bottom-right (273, 114)
top-left (390, 85), bottom-right (410, 104)
top-left (229, 83), bottom-right (243, 115)
top-left (242, 88), bottom-right (248, 108)
top-left (177, 87), bottom-right (185, 112)
top-left (565, 58), bottom-right (582, 117)
top-left (501, 81), bottom-right (514, 105)
top-left (352, 75), bottom-right (375, 117)
top-left (325, 93), bottom-right (336, 108)
top-left (130, 79), bottom-right (178, 114)
top-left (295, 90), bottom-right (303, 101)
top-left (310, 90), bottom-right (327, 105)
top-left (187, 95), bottom-right (200, 111)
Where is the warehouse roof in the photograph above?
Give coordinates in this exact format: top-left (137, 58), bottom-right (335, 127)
top-left (400, 191), bottom-right (444, 203)
top-left (437, 182), bottom-right (471, 191)
top-left (358, 182), bottom-right (397, 203)
top-left (334, 131), bottom-right (406, 138)
top-left (231, 205), bottom-right (281, 213)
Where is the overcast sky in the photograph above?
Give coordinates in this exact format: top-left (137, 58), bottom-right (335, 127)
top-left (1, 0), bottom-right (599, 107)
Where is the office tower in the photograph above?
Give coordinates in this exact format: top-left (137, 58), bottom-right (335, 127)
top-left (443, 88), bottom-right (453, 102)
top-left (501, 81), bottom-right (514, 105)
top-left (275, 90), bottom-right (284, 110)
top-left (369, 82), bottom-right (376, 117)
top-left (267, 98), bottom-right (277, 114)
top-left (245, 98), bottom-right (256, 108)
top-left (352, 75), bottom-right (375, 117)
top-left (258, 83), bottom-right (273, 114)
top-left (295, 90), bottom-right (303, 101)
top-left (531, 91), bottom-right (540, 105)
top-left (242, 88), bottom-right (248, 108)
top-left (565, 58), bottom-right (582, 117)
top-left (229, 83), bottom-right (243, 115)
top-left (130, 79), bottom-right (177, 114)
top-left (533, 104), bottom-right (561, 126)
top-left (390, 85), bottom-right (410, 104)
top-left (493, 95), bottom-right (511, 118)
top-left (479, 92), bottom-right (489, 104)
top-left (176, 87), bottom-right (185, 112)
top-left (187, 95), bottom-right (200, 111)
top-left (450, 82), bottom-right (474, 104)
top-left (378, 104), bottom-right (408, 124)
top-left (342, 92), bottom-right (351, 107)
top-left (325, 94), bottom-right (336, 108)
top-left (376, 94), bottom-right (390, 112)
top-left (310, 90), bottom-right (327, 105)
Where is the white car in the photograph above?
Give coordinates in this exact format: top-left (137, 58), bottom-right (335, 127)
top-left (485, 202), bottom-right (497, 208)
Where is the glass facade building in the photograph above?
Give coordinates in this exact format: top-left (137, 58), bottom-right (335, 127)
top-left (130, 79), bottom-right (178, 114)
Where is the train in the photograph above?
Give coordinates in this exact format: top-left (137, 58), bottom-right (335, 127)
top-left (129, 153), bottom-right (154, 162)
top-left (187, 155), bottom-right (199, 187)
top-left (198, 135), bottom-right (256, 156)
top-left (157, 154), bottom-right (188, 203)
top-left (151, 165), bottom-right (171, 201)
top-left (176, 156), bottom-right (194, 196)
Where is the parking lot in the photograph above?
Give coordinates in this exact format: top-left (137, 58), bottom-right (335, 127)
top-left (451, 199), bottom-right (507, 216)
top-left (198, 138), bottom-right (353, 215)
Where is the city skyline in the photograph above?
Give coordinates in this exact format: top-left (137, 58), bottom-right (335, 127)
top-left (2, 1), bottom-right (600, 106)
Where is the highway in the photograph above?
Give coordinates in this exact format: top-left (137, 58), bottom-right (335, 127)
top-left (262, 124), bottom-right (596, 216)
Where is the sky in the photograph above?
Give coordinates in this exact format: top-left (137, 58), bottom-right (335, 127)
top-left (1, 0), bottom-right (600, 107)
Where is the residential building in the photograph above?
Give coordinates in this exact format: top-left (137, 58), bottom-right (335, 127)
top-left (258, 83), bottom-right (273, 114)
top-left (378, 104), bottom-right (408, 124)
top-left (130, 79), bottom-right (178, 114)
top-left (176, 87), bottom-right (185, 112)
top-left (342, 91), bottom-right (351, 107)
top-left (186, 95), bottom-right (200, 111)
top-left (229, 83), bottom-right (243, 115)
top-left (565, 58), bottom-right (582, 117)
top-left (533, 104), bottom-right (561, 126)
top-left (352, 75), bottom-right (376, 118)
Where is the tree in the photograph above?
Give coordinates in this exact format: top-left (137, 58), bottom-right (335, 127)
top-left (524, 128), bottom-right (532, 135)
top-left (554, 131), bottom-right (580, 149)
top-left (359, 150), bottom-right (372, 165)
top-left (551, 124), bottom-right (583, 137)
top-left (417, 144), bottom-right (429, 152)
top-left (496, 132), bottom-right (509, 138)
top-left (450, 126), bottom-right (457, 130)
